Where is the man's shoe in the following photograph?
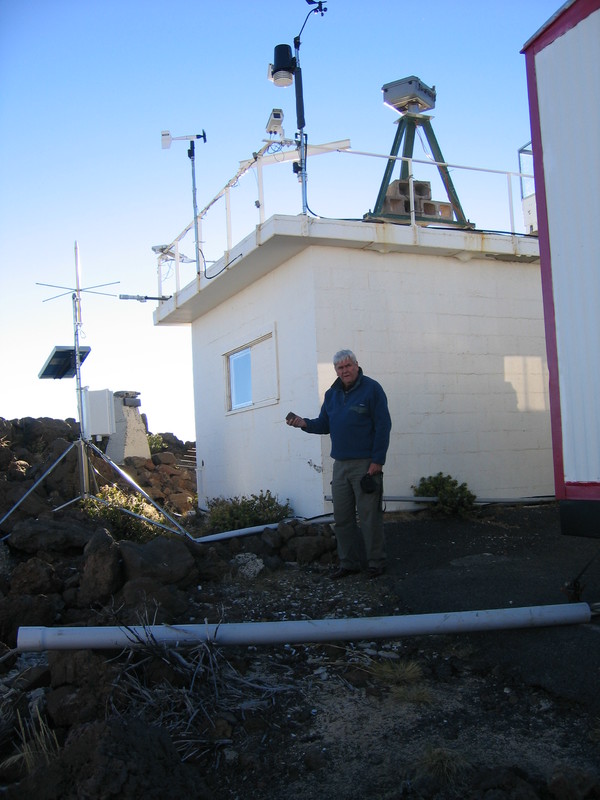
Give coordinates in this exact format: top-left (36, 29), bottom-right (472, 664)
top-left (367, 566), bottom-right (386, 579)
top-left (330, 566), bottom-right (359, 580)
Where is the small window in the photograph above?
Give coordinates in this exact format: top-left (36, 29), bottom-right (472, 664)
top-left (225, 331), bottom-right (279, 412)
top-left (229, 348), bottom-right (252, 409)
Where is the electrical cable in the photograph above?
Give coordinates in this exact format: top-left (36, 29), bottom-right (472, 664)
top-left (305, 200), bottom-right (370, 223)
top-left (564, 547), bottom-right (600, 602)
top-left (416, 127), bottom-right (436, 162)
top-left (202, 247), bottom-right (242, 280)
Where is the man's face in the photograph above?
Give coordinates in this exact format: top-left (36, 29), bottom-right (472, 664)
top-left (335, 358), bottom-right (360, 388)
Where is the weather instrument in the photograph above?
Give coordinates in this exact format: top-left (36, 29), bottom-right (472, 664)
top-left (367, 76), bottom-right (472, 228)
top-left (0, 243), bottom-right (187, 537)
top-left (161, 130), bottom-right (207, 276)
top-left (36, 242), bottom-right (119, 444)
top-left (268, 0), bottom-right (328, 214)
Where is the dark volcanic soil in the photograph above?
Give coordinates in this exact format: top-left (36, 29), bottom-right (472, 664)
top-left (3, 503), bottom-right (600, 799)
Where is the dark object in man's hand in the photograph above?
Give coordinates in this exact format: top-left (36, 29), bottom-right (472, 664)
top-left (286, 412), bottom-right (298, 422)
top-left (360, 473), bottom-right (379, 493)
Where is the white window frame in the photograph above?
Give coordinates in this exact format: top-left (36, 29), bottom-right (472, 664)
top-left (228, 347), bottom-right (252, 410)
top-left (225, 329), bottom-right (279, 414)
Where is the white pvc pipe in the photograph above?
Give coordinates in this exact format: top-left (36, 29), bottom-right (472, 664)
top-left (17, 603), bottom-right (590, 652)
top-left (182, 495), bottom-right (558, 545)
top-left (196, 522), bottom-right (283, 543)
top-left (190, 516), bottom-right (334, 544)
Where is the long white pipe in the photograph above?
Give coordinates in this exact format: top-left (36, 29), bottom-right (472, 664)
top-left (200, 494), bottom-right (557, 546)
top-left (17, 603), bottom-right (590, 652)
top-left (197, 522), bottom-right (280, 543)
top-left (187, 496), bottom-right (556, 544)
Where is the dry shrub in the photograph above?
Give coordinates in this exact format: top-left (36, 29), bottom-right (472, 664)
top-left (108, 621), bottom-right (297, 764)
top-left (368, 658), bottom-right (433, 704)
top-left (414, 744), bottom-right (470, 788)
top-left (0, 706), bottom-right (60, 775)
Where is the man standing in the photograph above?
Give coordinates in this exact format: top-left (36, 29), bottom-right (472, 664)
top-left (286, 349), bottom-right (392, 579)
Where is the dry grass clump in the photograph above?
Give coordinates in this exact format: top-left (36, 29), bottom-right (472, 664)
top-left (368, 658), bottom-right (433, 704)
top-left (0, 705), bottom-right (60, 775)
top-left (109, 626), bottom-right (297, 763)
top-left (414, 744), bottom-right (470, 788)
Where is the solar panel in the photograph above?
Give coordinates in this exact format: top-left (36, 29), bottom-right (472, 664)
top-left (38, 346), bottom-right (91, 379)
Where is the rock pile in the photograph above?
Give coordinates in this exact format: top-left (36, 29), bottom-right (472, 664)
top-left (0, 417), bottom-right (337, 798)
top-left (0, 488), bottom-right (335, 651)
top-left (0, 416), bottom-right (197, 530)
top-left (0, 510), bottom-right (335, 643)
top-left (117, 451), bottom-right (197, 513)
top-left (2, 418), bottom-right (599, 800)
top-left (0, 417), bottom-right (336, 651)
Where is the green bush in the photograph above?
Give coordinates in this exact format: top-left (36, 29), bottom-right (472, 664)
top-left (205, 490), bottom-right (293, 533)
top-left (83, 484), bottom-right (166, 541)
top-left (412, 472), bottom-right (476, 517)
top-left (147, 433), bottom-right (167, 454)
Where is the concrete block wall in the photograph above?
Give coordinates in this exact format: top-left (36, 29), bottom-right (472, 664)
top-left (188, 241), bottom-right (552, 516)
top-left (190, 253), bottom-right (327, 516)
top-left (311, 246), bottom-right (552, 505)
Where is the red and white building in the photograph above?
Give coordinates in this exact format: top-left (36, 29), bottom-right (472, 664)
top-left (522, 0), bottom-right (600, 535)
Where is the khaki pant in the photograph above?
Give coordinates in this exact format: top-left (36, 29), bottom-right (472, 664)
top-left (331, 458), bottom-right (386, 570)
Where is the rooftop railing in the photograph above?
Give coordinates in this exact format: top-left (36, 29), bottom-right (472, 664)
top-left (155, 140), bottom-right (536, 302)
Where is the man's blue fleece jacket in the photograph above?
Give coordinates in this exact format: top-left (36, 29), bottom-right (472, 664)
top-left (303, 368), bottom-right (392, 464)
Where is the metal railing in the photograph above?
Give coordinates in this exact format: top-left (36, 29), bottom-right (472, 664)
top-left (155, 140), bottom-right (536, 302)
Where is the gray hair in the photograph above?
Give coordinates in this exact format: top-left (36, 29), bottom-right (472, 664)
top-left (333, 349), bottom-right (357, 366)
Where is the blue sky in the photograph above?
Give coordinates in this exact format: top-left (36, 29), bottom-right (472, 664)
top-left (0, 0), bottom-right (560, 442)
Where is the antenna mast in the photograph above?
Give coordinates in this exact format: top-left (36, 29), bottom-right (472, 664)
top-left (73, 242), bottom-right (87, 443)
top-left (1, 246), bottom-right (190, 537)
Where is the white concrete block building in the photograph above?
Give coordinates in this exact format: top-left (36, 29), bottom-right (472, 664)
top-left (155, 213), bottom-right (552, 517)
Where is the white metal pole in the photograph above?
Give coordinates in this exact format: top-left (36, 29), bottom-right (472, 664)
top-left (257, 159), bottom-right (265, 225)
top-left (189, 141), bottom-right (201, 276)
top-left (225, 185), bottom-right (232, 262)
top-left (73, 242), bottom-right (90, 496)
top-left (507, 172), bottom-right (516, 233)
top-left (174, 241), bottom-right (181, 295)
top-left (408, 158), bottom-right (416, 226)
top-left (73, 243), bottom-right (86, 440)
top-left (156, 257), bottom-right (163, 299)
top-left (196, 219), bottom-right (203, 284)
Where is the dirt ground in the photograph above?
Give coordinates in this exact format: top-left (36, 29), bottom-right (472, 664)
top-left (190, 502), bottom-right (600, 799)
top-left (5, 502), bottom-right (600, 799)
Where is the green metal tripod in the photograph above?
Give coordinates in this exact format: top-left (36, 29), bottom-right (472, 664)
top-left (368, 112), bottom-right (472, 228)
